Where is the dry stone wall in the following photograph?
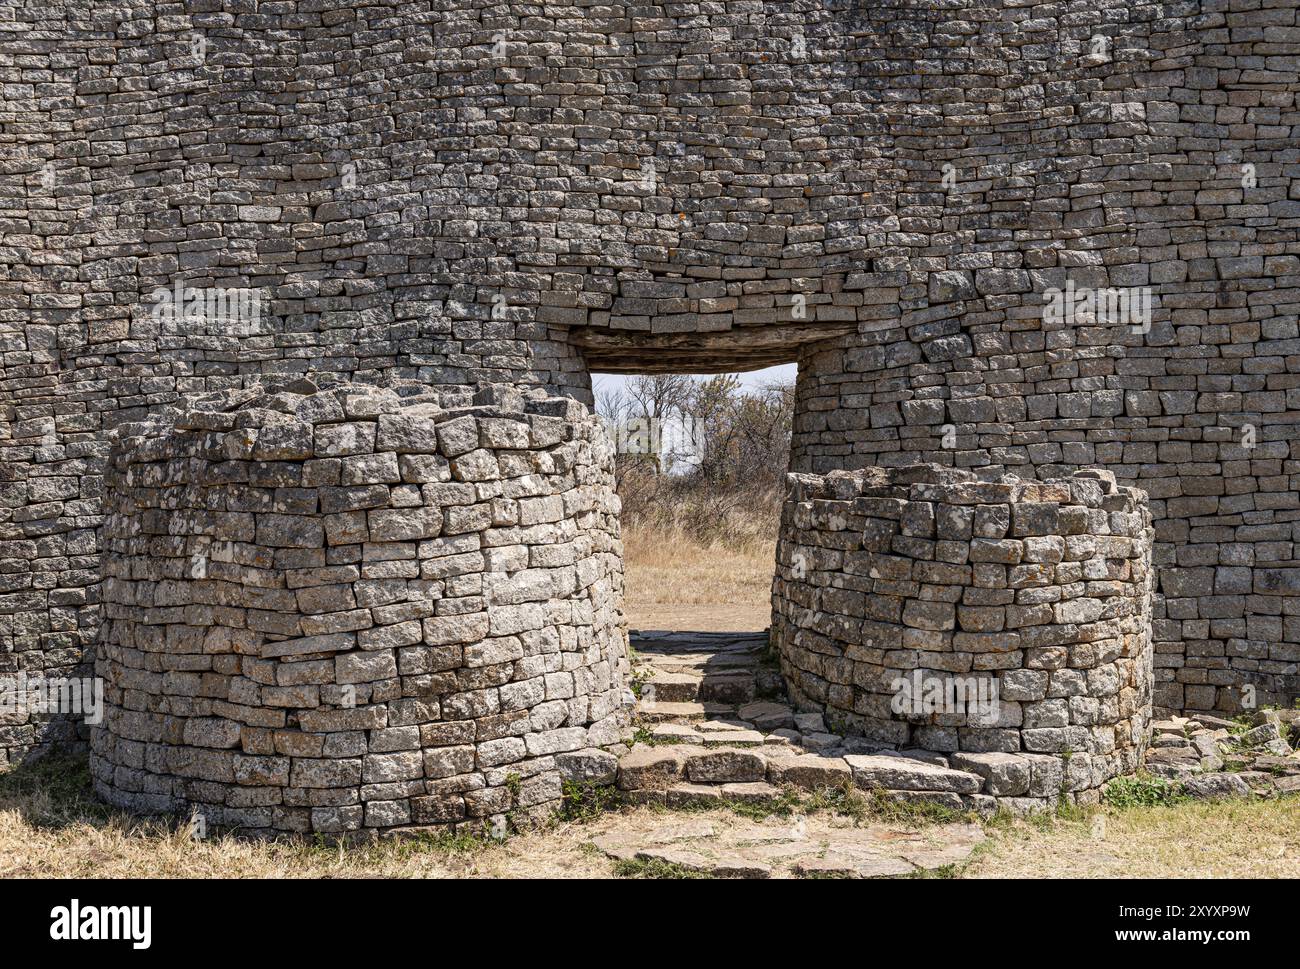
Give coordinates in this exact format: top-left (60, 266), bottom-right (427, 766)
top-left (787, 1), bottom-right (1300, 717)
top-left (90, 381), bottom-right (629, 834)
top-left (1, 0), bottom-right (1297, 764)
top-left (773, 465), bottom-right (1155, 799)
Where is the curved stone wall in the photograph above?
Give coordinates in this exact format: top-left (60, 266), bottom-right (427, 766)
top-left (773, 466), bottom-right (1154, 795)
top-left (1, 0), bottom-right (1296, 764)
top-left (90, 382), bottom-right (629, 834)
top-left (786, 1), bottom-right (1300, 716)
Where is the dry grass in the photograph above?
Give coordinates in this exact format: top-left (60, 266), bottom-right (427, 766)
top-left (622, 525), bottom-right (774, 630)
top-left (970, 799), bottom-right (1300, 879)
top-left (617, 475), bottom-right (779, 630)
top-left (5, 755), bottom-right (1298, 878)
top-left (622, 526), bottom-right (774, 607)
top-left (0, 754), bottom-right (613, 879)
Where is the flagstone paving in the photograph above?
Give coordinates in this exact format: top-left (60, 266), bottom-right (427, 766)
top-left (591, 816), bottom-right (986, 879)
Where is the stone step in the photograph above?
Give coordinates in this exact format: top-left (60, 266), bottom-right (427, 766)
top-left (648, 724), bottom-right (770, 747)
top-left (619, 744), bottom-right (769, 789)
top-left (642, 672), bottom-right (701, 703)
top-left (636, 700), bottom-right (736, 723)
top-left (735, 701), bottom-right (794, 731)
top-left (766, 753), bottom-right (853, 790)
top-left (687, 747), bottom-right (768, 784)
top-left (617, 743), bottom-right (993, 794)
top-left (619, 631), bottom-right (1049, 812)
top-left (615, 741), bottom-right (1109, 817)
top-left (700, 651), bottom-right (764, 667)
top-left (616, 744), bottom-right (1000, 819)
top-left (643, 670), bottom-right (757, 704)
top-left (845, 754), bottom-right (983, 795)
top-left (699, 729), bottom-right (766, 747)
top-left (698, 672), bottom-right (757, 704)
top-left (631, 630), bottom-right (769, 650)
top-left (617, 746), bottom-right (690, 791)
top-left (643, 651), bottom-right (761, 669)
top-left (649, 724), bottom-right (706, 745)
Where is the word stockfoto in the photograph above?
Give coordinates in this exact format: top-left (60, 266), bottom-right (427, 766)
top-left (0, 674), bottom-right (103, 725)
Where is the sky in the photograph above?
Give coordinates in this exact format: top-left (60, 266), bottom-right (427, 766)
top-left (591, 362), bottom-right (796, 399)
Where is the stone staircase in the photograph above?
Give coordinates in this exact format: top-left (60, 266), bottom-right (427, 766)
top-left (634, 630), bottom-right (776, 734)
top-left (620, 629), bottom-right (1003, 813)
top-left (615, 631), bottom-right (1300, 815)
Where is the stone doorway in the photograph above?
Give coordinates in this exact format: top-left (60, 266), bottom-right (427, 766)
top-left (588, 361), bottom-right (798, 638)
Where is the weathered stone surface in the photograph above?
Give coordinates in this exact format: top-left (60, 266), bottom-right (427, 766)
top-left (685, 747), bottom-right (767, 784)
top-left (1182, 774), bottom-right (1252, 801)
top-left (592, 817), bottom-right (984, 879)
top-left (949, 752), bottom-right (1030, 797)
top-left (649, 724), bottom-right (705, 745)
top-left (845, 754), bottom-right (982, 794)
top-left (89, 386), bottom-right (630, 834)
top-left (701, 730), bottom-right (766, 748)
top-left (618, 747), bottom-right (687, 791)
top-left (720, 782), bottom-right (782, 804)
top-left (766, 754), bottom-right (853, 791)
top-left (736, 702), bottom-right (795, 732)
top-left (661, 784), bottom-right (725, 808)
top-left (774, 466), bottom-right (1154, 800)
top-left (1239, 722), bottom-right (1286, 749)
top-left (557, 749), bottom-right (619, 787)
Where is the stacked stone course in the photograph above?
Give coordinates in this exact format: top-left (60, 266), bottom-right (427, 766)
top-left (90, 381), bottom-right (629, 834)
top-left (788, 0), bottom-right (1300, 717)
top-left (773, 465), bottom-right (1154, 799)
top-left (2, 0), bottom-right (1298, 764)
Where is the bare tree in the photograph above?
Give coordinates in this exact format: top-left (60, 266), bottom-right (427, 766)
top-left (595, 383), bottom-right (629, 426)
top-left (606, 371), bottom-right (797, 546)
top-left (624, 373), bottom-right (694, 474)
top-left (626, 373), bottom-right (694, 423)
top-left (672, 374), bottom-right (792, 487)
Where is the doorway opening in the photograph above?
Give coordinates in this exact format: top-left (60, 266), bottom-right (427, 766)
top-left (593, 364), bottom-right (796, 635)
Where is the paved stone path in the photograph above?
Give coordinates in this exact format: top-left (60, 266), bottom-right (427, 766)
top-left (592, 816), bottom-right (986, 879)
top-left (594, 631), bottom-right (1300, 877)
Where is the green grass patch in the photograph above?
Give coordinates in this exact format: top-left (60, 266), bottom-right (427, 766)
top-left (1102, 773), bottom-right (1187, 809)
top-left (628, 726), bottom-right (660, 747)
top-left (613, 856), bottom-right (713, 879)
top-left (861, 788), bottom-right (973, 826)
top-left (557, 781), bottom-right (621, 823)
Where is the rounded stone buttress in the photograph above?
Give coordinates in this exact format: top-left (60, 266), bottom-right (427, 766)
top-left (90, 381), bottom-right (630, 835)
top-left (772, 465), bottom-right (1154, 803)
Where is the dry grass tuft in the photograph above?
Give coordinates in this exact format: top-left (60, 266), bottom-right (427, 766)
top-left (0, 754), bottom-right (615, 879)
top-left (623, 526), bottom-right (774, 607)
top-left (970, 799), bottom-right (1300, 878)
top-left (616, 465), bottom-right (782, 547)
top-left (617, 472), bottom-right (779, 630)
